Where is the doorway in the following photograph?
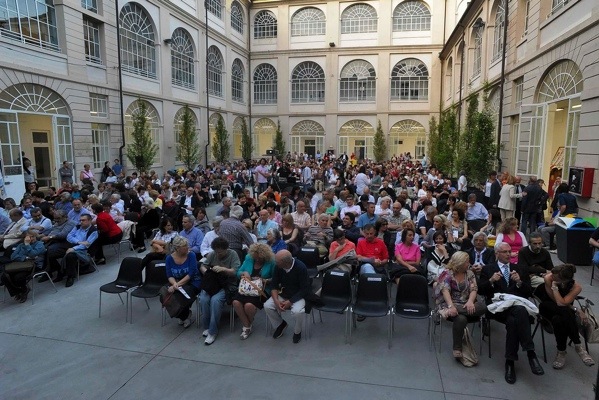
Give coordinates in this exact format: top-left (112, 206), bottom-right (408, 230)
top-left (304, 139), bottom-right (316, 159)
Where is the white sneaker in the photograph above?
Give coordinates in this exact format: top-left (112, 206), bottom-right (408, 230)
top-left (205, 334), bottom-right (217, 345)
top-left (183, 311), bottom-right (195, 329)
top-left (240, 326), bottom-right (252, 340)
top-left (202, 329), bottom-right (209, 337)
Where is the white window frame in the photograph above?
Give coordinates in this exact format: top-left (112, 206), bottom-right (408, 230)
top-left (0, 0), bottom-right (59, 51)
top-left (253, 10), bottom-right (277, 39)
top-left (231, 1), bottom-right (244, 34)
top-left (291, 7), bottom-right (326, 37)
top-left (92, 123), bottom-right (110, 169)
top-left (83, 17), bottom-right (102, 64)
top-left (171, 28), bottom-right (195, 90)
top-left (390, 59), bottom-right (429, 101)
top-left (492, 0), bottom-right (505, 63)
top-left (340, 3), bottom-right (378, 34)
top-left (231, 59), bottom-right (245, 103)
top-left (119, 3), bottom-right (157, 79)
top-left (207, 46), bottom-right (223, 97)
top-left (89, 93), bottom-right (108, 117)
top-left (81, 0), bottom-right (97, 13)
top-left (253, 64), bottom-right (277, 104)
top-left (392, 1), bottom-right (431, 32)
top-left (206, 0), bottom-right (222, 19)
top-left (339, 60), bottom-right (376, 102)
top-left (291, 61), bottom-right (325, 104)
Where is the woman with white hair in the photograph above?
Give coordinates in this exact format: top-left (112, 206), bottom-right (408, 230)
top-left (375, 196), bottom-right (393, 218)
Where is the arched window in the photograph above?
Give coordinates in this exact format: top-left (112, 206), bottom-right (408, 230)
top-left (231, 1), bottom-right (244, 34)
top-left (290, 120), bottom-right (325, 157)
top-left (291, 7), bottom-right (326, 37)
top-left (338, 120), bottom-right (375, 160)
top-left (0, 83), bottom-right (69, 115)
top-left (231, 59), bottom-right (245, 103)
top-left (341, 3), bottom-right (378, 34)
top-left (232, 117), bottom-right (244, 159)
top-left (253, 118), bottom-right (277, 157)
top-left (389, 120), bottom-right (427, 158)
top-left (206, 0), bottom-right (221, 19)
top-left (254, 10), bottom-right (277, 39)
top-left (291, 62), bottom-right (325, 103)
top-left (472, 22), bottom-right (484, 78)
top-left (339, 60), bottom-right (376, 102)
top-left (0, 0), bottom-right (59, 50)
top-left (173, 107), bottom-right (198, 161)
top-left (207, 46), bottom-right (223, 97)
top-left (393, 1), bottom-right (431, 32)
top-left (119, 3), bottom-right (156, 79)
top-left (171, 28), bottom-right (195, 89)
top-left (492, 0), bottom-right (505, 63)
top-left (253, 64), bottom-right (277, 104)
top-left (125, 100), bottom-right (161, 163)
top-left (391, 59), bottom-right (429, 101)
top-left (209, 113), bottom-right (225, 160)
top-left (536, 60), bottom-right (583, 103)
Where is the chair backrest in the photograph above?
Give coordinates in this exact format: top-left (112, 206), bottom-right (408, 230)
top-left (356, 273), bottom-right (388, 304)
top-left (114, 257), bottom-right (144, 287)
top-left (297, 246), bottom-right (320, 268)
top-left (145, 260), bottom-right (168, 288)
top-left (321, 270), bottom-right (352, 300)
top-left (395, 274), bottom-right (430, 316)
top-left (117, 220), bottom-right (136, 241)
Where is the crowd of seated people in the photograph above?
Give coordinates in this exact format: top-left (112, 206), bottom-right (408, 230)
top-left (0, 154), bottom-right (596, 381)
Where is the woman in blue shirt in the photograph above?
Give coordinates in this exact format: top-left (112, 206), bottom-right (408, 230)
top-left (165, 236), bottom-right (200, 328)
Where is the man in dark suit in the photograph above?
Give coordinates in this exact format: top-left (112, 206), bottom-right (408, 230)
top-left (520, 176), bottom-right (542, 235)
top-left (489, 172), bottom-right (502, 210)
top-left (467, 232), bottom-right (495, 275)
top-left (478, 242), bottom-right (544, 384)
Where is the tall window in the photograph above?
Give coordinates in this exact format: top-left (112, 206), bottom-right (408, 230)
top-left (340, 3), bottom-right (377, 34)
top-left (0, 0), bottom-right (59, 50)
top-left (119, 3), bottom-right (156, 79)
top-left (92, 124), bottom-right (110, 168)
top-left (339, 60), bottom-right (376, 102)
top-left (254, 10), bottom-right (277, 39)
top-left (206, 0), bottom-right (221, 19)
top-left (472, 23), bottom-right (484, 78)
top-left (81, 0), bottom-right (97, 13)
top-left (291, 62), bottom-right (325, 103)
top-left (523, 0), bottom-right (531, 35)
top-left (231, 1), bottom-right (244, 34)
top-left (171, 28), bottom-right (195, 89)
top-left (551, 0), bottom-right (567, 14)
top-left (89, 93), bottom-right (108, 117)
top-left (173, 107), bottom-right (197, 160)
top-left (83, 17), bottom-right (102, 64)
top-left (492, 0), bottom-right (505, 63)
top-left (390, 59), bottom-right (429, 101)
top-left (231, 59), bottom-right (244, 103)
top-left (291, 7), bottom-right (326, 37)
top-left (445, 57), bottom-right (453, 98)
top-left (207, 46), bottom-right (223, 97)
top-left (125, 100), bottom-right (161, 164)
top-left (393, 1), bottom-right (431, 32)
top-left (513, 77), bottom-right (523, 106)
top-left (253, 64), bottom-right (277, 104)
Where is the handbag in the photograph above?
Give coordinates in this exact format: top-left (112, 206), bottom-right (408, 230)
top-left (159, 286), bottom-right (185, 318)
top-left (460, 327), bottom-right (479, 367)
top-left (5, 260), bottom-right (35, 273)
top-left (578, 299), bottom-right (599, 343)
top-left (200, 268), bottom-right (229, 296)
top-left (238, 276), bottom-right (266, 298)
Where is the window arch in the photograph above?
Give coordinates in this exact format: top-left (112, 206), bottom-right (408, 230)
top-left (171, 28), bottom-right (195, 89)
top-left (341, 3), bottom-right (378, 34)
top-left (206, 0), bottom-right (221, 19)
top-left (231, 1), bottom-right (244, 34)
top-left (125, 100), bottom-right (161, 163)
top-left (0, 0), bottom-right (59, 50)
top-left (254, 10), bottom-right (277, 39)
top-left (339, 60), bottom-right (376, 102)
top-left (253, 63), bottom-right (278, 104)
top-left (119, 3), bottom-right (157, 79)
top-left (536, 60), bottom-right (583, 103)
top-left (389, 120), bottom-right (427, 158)
top-left (338, 120), bottom-right (375, 160)
top-left (207, 46), bottom-right (223, 97)
top-left (393, 1), bottom-right (431, 32)
top-left (253, 118), bottom-right (277, 157)
top-left (492, 0), bottom-right (505, 63)
top-left (291, 62), bottom-right (325, 103)
top-left (291, 7), bottom-right (326, 37)
top-left (232, 117), bottom-right (244, 159)
top-left (391, 59), bottom-right (429, 100)
top-left (472, 21), bottom-right (484, 78)
top-left (231, 59), bottom-right (245, 103)
top-left (173, 107), bottom-right (198, 161)
top-left (0, 83), bottom-right (69, 115)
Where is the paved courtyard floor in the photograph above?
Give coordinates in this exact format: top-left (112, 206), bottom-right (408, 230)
top-left (1, 203), bottom-right (597, 400)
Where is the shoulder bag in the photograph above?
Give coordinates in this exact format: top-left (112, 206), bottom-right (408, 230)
top-left (159, 286), bottom-right (185, 318)
top-left (460, 327), bottom-right (479, 367)
top-left (238, 276), bottom-right (266, 298)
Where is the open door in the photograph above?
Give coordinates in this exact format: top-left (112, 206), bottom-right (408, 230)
top-left (0, 111), bottom-right (24, 199)
top-left (517, 104), bottom-right (547, 177)
top-left (53, 115), bottom-right (74, 185)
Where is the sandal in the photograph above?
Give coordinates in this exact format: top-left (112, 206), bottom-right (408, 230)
top-left (453, 350), bottom-right (463, 359)
top-left (575, 345), bottom-right (595, 366)
top-left (240, 326), bottom-right (252, 340)
top-left (553, 351), bottom-right (567, 369)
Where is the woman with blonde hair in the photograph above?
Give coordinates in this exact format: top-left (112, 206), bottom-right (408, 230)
top-left (498, 175), bottom-right (523, 220)
top-left (435, 251), bottom-right (487, 361)
top-left (165, 236), bottom-right (200, 328)
top-left (232, 243), bottom-right (275, 339)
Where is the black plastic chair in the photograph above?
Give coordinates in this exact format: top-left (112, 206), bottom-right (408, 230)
top-left (98, 257), bottom-right (143, 322)
top-left (394, 274), bottom-right (433, 350)
top-left (314, 270), bottom-right (353, 342)
top-left (297, 246), bottom-right (320, 279)
top-left (349, 273), bottom-right (393, 348)
top-left (130, 260), bottom-right (168, 324)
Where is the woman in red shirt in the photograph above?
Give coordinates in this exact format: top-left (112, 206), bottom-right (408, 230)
top-left (89, 203), bottom-right (123, 264)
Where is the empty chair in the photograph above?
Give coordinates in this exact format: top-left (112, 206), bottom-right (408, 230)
top-left (98, 257), bottom-right (144, 322)
top-left (113, 220), bottom-right (137, 262)
top-left (297, 246), bottom-right (320, 279)
top-left (394, 274), bottom-right (433, 350)
top-left (314, 270), bottom-right (353, 342)
top-left (130, 260), bottom-right (168, 324)
top-left (349, 273), bottom-right (393, 348)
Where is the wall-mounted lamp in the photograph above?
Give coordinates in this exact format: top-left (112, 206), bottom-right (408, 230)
top-left (473, 19), bottom-right (486, 29)
top-left (329, 42), bottom-right (335, 47)
top-left (163, 38), bottom-right (173, 45)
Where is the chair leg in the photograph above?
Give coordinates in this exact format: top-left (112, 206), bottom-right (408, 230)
top-left (30, 278), bottom-right (35, 305)
top-left (125, 293), bottom-right (129, 323)
top-left (117, 293), bottom-right (124, 305)
top-left (98, 290), bottom-right (102, 318)
top-left (144, 298), bottom-right (150, 310)
top-left (540, 323), bottom-right (547, 363)
top-left (230, 306), bottom-right (234, 333)
top-left (388, 312), bottom-right (392, 349)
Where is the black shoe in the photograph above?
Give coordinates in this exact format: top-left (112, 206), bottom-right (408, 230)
top-left (137, 247), bottom-right (146, 253)
top-left (505, 362), bottom-right (516, 384)
top-left (293, 332), bottom-right (302, 344)
top-left (38, 273), bottom-right (50, 283)
top-left (65, 277), bottom-right (75, 288)
top-left (52, 274), bottom-right (64, 283)
top-left (272, 321), bottom-right (288, 339)
top-left (528, 355), bottom-right (544, 375)
top-left (356, 315), bottom-right (366, 322)
top-left (18, 290), bottom-right (28, 303)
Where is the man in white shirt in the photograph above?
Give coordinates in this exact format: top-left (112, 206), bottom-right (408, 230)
top-left (458, 171), bottom-right (468, 201)
top-left (291, 201), bottom-right (312, 231)
top-left (301, 162), bottom-right (312, 191)
top-left (340, 196), bottom-right (362, 220)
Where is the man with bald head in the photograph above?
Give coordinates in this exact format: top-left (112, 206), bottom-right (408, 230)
top-left (264, 250), bottom-right (310, 343)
